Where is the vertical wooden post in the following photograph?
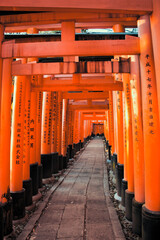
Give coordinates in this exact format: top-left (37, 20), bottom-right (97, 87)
top-left (108, 91), bottom-right (114, 155)
top-left (80, 112), bottom-right (84, 146)
top-left (51, 92), bottom-right (59, 174)
top-left (0, 24), bottom-right (4, 136)
top-left (113, 90), bottom-right (118, 153)
top-left (22, 75), bottom-right (33, 206)
top-left (36, 76), bottom-right (43, 187)
top-left (30, 81), bottom-right (38, 196)
top-left (130, 55), bottom-right (145, 235)
top-left (113, 24), bottom-right (125, 198)
top-left (150, 0), bottom-right (160, 121)
top-left (61, 98), bottom-right (68, 168)
top-left (10, 75), bottom-right (26, 219)
top-left (27, 27), bottom-right (39, 196)
top-left (138, 15), bottom-right (160, 239)
top-left (41, 92), bottom-right (52, 178)
top-left (57, 91), bottom-right (63, 170)
top-left (123, 73), bottom-right (134, 221)
top-left (0, 24), bottom-right (4, 239)
top-left (0, 59), bottom-right (13, 236)
top-left (121, 92), bottom-right (128, 207)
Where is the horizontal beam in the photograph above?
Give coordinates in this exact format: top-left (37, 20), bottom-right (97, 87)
top-left (0, 12), bottom-right (138, 27)
top-left (0, 0), bottom-right (152, 13)
top-left (62, 92), bottom-right (109, 100)
top-left (31, 78), bottom-right (123, 92)
top-left (2, 38), bottom-right (140, 58)
top-left (79, 110), bottom-right (105, 113)
top-left (11, 60), bottom-right (130, 75)
top-left (5, 20), bottom-right (137, 32)
top-left (83, 117), bottom-right (106, 120)
top-left (70, 105), bottom-right (108, 110)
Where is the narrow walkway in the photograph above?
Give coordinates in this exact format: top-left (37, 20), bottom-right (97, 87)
top-left (27, 139), bottom-right (125, 240)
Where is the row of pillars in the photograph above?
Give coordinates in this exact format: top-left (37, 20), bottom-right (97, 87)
top-left (103, 16), bottom-right (160, 240)
top-left (0, 32), bottom-right (94, 240)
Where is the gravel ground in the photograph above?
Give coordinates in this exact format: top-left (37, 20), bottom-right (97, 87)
top-left (106, 162), bottom-right (141, 240)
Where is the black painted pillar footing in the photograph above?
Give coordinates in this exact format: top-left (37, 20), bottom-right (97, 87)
top-left (67, 145), bottom-right (72, 159)
top-left (52, 152), bottom-right (59, 174)
top-left (63, 156), bottom-right (67, 169)
top-left (142, 205), bottom-right (160, 240)
top-left (125, 190), bottom-right (134, 221)
top-left (108, 145), bottom-right (112, 160)
top-left (121, 179), bottom-right (128, 207)
top-left (11, 188), bottom-right (25, 220)
top-left (23, 178), bottom-right (32, 206)
top-left (115, 163), bottom-right (124, 197)
top-left (30, 162), bottom-right (38, 196)
top-left (132, 198), bottom-right (144, 236)
top-left (112, 153), bottom-right (117, 175)
top-left (0, 204), bottom-right (3, 240)
top-left (0, 198), bottom-right (13, 237)
top-left (58, 155), bottom-right (63, 171)
top-left (38, 164), bottom-right (43, 188)
top-left (41, 154), bottom-right (52, 179)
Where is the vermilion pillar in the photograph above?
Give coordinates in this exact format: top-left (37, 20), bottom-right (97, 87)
top-left (27, 27), bottom-right (39, 196)
top-left (51, 92), bottom-right (59, 174)
top-left (150, 0), bottom-right (160, 122)
top-left (10, 75), bottom-right (26, 219)
top-left (36, 77), bottom-right (43, 188)
top-left (113, 91), bottom-right (118, 153)
top-left (0, 59), bottom-right (12, 236)
top-left (66, 106), bottom-right (73, 160)
top-left (80, 112), bottom-right (84, 145)
top-left (0, 25), bottom-right (4, 132)
top-left (22, 75), bottom-right (33, 206)
top-left (61, 98), bottom-right (68, 168)
top-left (0, 25), bottom-right (4, 239)
top-left (121, 92), bottom-right (128, 207)
top-left (61, 99), bottom-right (67, 156)
top-left (41, 92), bottom-right (52, 178)
top-left (108, 91), bottom-right (114, 155)
top-left (113, 24), bottom-right (125, 198)
top-left (30, 78), bottom-right (38, 196)
top-left (123, 73), bottom-right (134, 221)
top-left (138, 15), bottom-right (160, 239)
top-left (130, 55), bottom-right (145, 235)
top-left (114, 74), bottom-right (124, 197)
top-left (57, 91), bottom-right (63, 170)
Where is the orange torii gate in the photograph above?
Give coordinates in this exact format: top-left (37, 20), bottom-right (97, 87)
top-left (0, 1), bottom-right (160, 239)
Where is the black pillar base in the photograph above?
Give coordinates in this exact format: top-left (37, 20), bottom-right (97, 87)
top-left (63, 156), bottom-right (67, 169)
top-left (108, 145), bottom-right (112, 160)
top-left (23, 178), bottom-right (32, 206)
top-left (142, 205), bottom-right (160, 240)
top-left (67, 145), bottom-right (72, 159)
top-left (1, 198), bottom-right (13, 236)
top-left (10, 188), bottom-right (25, 220)
top-left (58, 155), bottom-right (63, 171)
top-left (125, 190), bottom-right (134, 221)
top-left (0, 204), bottom-right (3, 240)
top-left (115, 163), bottom-right (124, 197)
top-left (41, 154), bottom-right (52, 179)
top-left (112, 153), bottom-right (117, 175)
top-left (121, 179), bottom-right (128, 207)
top-left (38, 164), bottom-right (43, 188)
top-left (30, 162), bottom-right (38, 196)
top-left (52, 152), bottom-right (59, 174)
top-left (132, 198), bottom-right (144, 236)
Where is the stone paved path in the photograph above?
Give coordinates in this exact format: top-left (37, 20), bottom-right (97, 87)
top-left (29, 138), bottom-right (125, 240)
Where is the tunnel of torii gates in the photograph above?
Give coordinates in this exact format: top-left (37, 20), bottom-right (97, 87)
top-left (0, 0), bottom-right (160, 239)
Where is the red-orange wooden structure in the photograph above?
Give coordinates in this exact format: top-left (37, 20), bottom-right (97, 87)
top-left (0, 1), bottom-right (160, 239)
